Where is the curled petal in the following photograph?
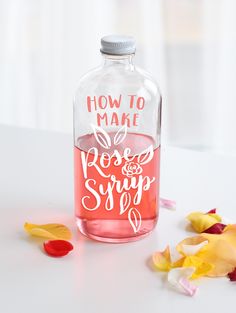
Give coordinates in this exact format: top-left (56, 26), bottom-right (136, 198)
top-left (203, 223), bottom-right (226, 234)
top-left (24, 222), bottom-right (72, 240)
top-left (181, 241), bottom-right (209, 256)
top-left (228, 268), bottom-right (236, 281)
top-left (187, 212), bottom-right (222, 233)
top-left (176, 236), bottom-right (208, 256)
top-left (152, 246), bottom-right (171, 272)
top-left (167, 267), bottom-right (198, 296)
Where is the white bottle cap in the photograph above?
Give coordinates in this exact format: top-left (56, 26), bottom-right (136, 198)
top-left (101, 35), bottom-right (136, 55)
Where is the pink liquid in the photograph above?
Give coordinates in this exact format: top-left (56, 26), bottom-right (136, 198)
top-left (74, 132), bottom-right (160, 243)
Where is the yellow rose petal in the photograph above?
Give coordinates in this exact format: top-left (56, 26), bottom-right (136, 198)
top-left (24, 222), bottom-right (72, 240)
top-left (182, 255), bottom-right (213, 279)
top-left (187, 212), bottom-right (222, 233)
top-left (176, 236), bottom-right (208, 256)
top-left (223, 223), bottom-right (236, 233)
top-left (152, 246), bottom-right (171, 272)
top-left (175, 226), bottom-right (236, 277)
top-left (172, 257), bottom-right (185, 268)
top-left (207, 213), bottom-right (222, 222)
top-left (199, 225), bottom-right (236, 276)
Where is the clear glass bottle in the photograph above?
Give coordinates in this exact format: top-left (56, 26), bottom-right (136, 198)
top-left (74, 35), bottom-right (161, 243)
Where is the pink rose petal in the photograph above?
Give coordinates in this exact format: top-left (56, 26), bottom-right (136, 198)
top-left (179, 277), bottom-right (198, 296)
top-left (167, 267), bottom-right (197, 296)
top-left (160, 198), bottom-right (176, 210)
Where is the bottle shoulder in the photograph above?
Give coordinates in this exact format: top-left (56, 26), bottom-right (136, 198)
top-left (75, 64), bottom-right (160, 98)
top-left (135, 66), bottom-right (161, 95)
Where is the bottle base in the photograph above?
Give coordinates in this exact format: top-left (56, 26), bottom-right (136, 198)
top-left (76, 217), bottom-right (157, 243)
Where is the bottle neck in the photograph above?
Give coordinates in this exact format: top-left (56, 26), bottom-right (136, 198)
top-left (102, 53), bottom-right (134, 70)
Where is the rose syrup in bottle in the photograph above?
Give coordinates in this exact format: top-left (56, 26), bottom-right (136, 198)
top-left (74, 35), bottom-right (162, 243)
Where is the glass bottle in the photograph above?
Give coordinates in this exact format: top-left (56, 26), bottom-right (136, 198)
top-left (74, 35), bottom-right (161, 243)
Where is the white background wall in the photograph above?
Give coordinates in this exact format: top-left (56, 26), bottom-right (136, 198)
top-left (1, 0), bottom-right (236, 154)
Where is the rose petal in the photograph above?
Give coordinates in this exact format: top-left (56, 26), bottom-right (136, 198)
top-left (152, 246), bottom-right (171, 271)
top-left (228, 268), bottom-right (236, 281)
top-left (203, 223), bottom-right (226, 234)
top-left (198, 241), bottom-right (236, 276)
top-left (43, 240), bottom-right (73, 257)
top-left (202, 224), bottom-right (236, 250)
top-left (24, 222), bottom-right (72, 240)
top-left (172, 257), bottom-right (185, 268)
top-left (206, 209), bottom-right (217, 214)
top-left (223, 224), bottom-right (236, 233)
top-left (208, 213), bottom-right (222, 221)
top-left (196, 227), bottom-right (236, 276)
top-left (177, 236), bottom-right (209, 256)
top-left (182, 255), bottom-right (213, 279)
top-left (167, 267), bottom-right (198, 296)
top-left (179, 277), bottom-right (198, 296)
top-left (169, 247), bottom-right (183, 263)
top-left (160, 198), bottom-right (176, 210)
top-left (187, 212), bottom-right (222, 233)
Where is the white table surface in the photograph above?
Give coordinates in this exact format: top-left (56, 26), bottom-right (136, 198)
top-left (1, 124), bottom-right (236, 313)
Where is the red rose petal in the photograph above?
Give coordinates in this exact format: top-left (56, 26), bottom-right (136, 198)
top-left (206, 208), bottom-right (217, 214)
top-left (203, 223), bottom-right (226, 234)
top-left (228, 268), bottom-right (236, 281)
top-left (43, 240), bottom-right (73, 257)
